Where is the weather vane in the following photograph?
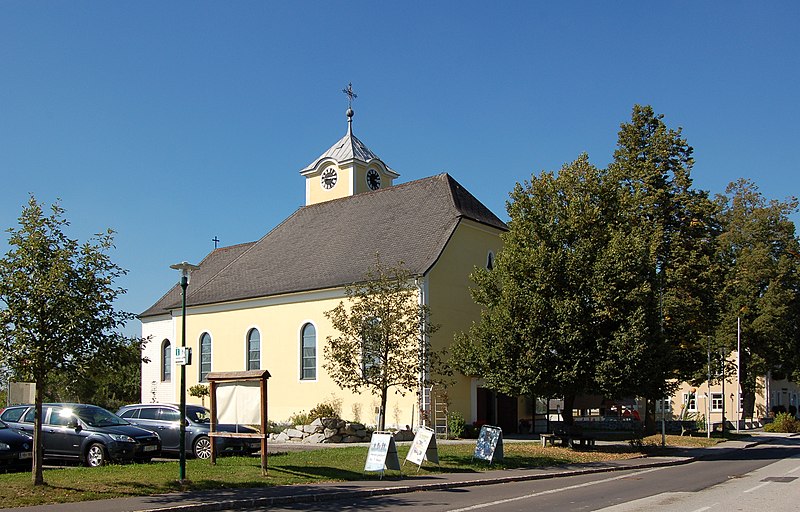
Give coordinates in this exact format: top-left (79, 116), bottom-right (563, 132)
top-left (342, 82), bottom-right (357, 109)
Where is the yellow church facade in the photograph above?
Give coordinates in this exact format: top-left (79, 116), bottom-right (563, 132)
top-left (140, 109), bottom-right (506, 430)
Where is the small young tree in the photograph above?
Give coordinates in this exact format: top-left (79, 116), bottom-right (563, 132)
top-left (189, 384), bottom-right (210, 407)
top-left (324, 256), bottom-right (437, 431)
top-left (0, 197), bottom-right (141, 485)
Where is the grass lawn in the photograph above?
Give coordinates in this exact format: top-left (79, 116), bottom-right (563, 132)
top-left (0, 442), bottom-right (644, 509)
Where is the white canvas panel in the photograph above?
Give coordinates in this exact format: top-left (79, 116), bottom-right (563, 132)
top-left (216, 381), bottom-right (261, 425)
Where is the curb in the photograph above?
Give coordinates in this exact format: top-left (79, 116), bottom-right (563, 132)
top-left (137, 456), bottom-right (698, 512)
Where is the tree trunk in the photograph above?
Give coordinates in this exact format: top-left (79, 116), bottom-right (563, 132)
top-left (561, 394), bottom-right (575, 426)
top-left (378, 387), bottom-right (388, 431)
top-left (32, 380), bottom-right (45, 486)
top-left (644, 397), bottom-right (657, 435)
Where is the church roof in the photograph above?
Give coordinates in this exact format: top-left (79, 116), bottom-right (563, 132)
top-left (140, 173), bottom-right (506, 317)
top-left (300, 129), bottom-right (398, 176)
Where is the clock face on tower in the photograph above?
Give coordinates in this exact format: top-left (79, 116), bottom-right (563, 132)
top-left (366, 169), bottom-right (381, 191)
top-left (320, 168), bottom-right (338, 190)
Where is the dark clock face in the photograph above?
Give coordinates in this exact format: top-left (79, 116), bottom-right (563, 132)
top-left (366, 169), bottom-right (381, 190)
top-left (321, 168), bottom-right (338, 190)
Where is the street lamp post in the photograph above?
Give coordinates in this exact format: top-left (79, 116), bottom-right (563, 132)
top-left (171, 261), bottom-right (200, 483)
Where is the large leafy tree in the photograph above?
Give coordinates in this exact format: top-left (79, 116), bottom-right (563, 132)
top-left (324, 256), bottom-right (437, 431)
top-left (451, 155), bottom-right (656, 425)
top-left (0, 197), bottom-right (141, 485)
top-left (715, 179), bottom-right (800, 418)
top-left (608, 105), bottom-right (721, 428)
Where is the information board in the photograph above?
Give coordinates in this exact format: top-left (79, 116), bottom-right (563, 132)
top-left (364, 432), bottom-right (400, 477)
top-left (404, 426), bottom-right (439, 470)
top-left (472, 425), bottom-right (503, 463)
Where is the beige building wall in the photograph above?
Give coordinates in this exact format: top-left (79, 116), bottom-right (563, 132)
top-left (671, 352), bottom-right (800, 427)
top-left (165, 288), bottom-right (420, 428)
top-left (426, 219), bottom-right (504, 424)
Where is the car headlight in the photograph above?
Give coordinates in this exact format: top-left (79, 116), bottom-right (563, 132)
top-left (108, 434), bottom-right (135, 443)
top-left (0, 442), bottom-right (10, 450)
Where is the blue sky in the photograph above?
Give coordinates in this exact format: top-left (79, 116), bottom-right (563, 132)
top-left (2, 1), bottom-right (798, 336)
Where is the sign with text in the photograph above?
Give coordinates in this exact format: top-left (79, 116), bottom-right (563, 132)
top-left (174, 347), bottom-right (192, 365)
top-left (364, 432), bottom-right (400, 476)
top-left (473, 425), bottom-right (503, 463)
top-left (404, 426), bottom-right (439, 469)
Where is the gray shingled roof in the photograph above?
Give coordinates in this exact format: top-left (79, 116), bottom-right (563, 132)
top-left (300, 130), bottom-right (397, 176)
top-left (139, 242), bottom-right (255, 318)
top-left (140, 173), bottom-right (506, 317)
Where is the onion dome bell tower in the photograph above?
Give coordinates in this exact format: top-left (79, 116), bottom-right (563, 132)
top-left (300, 84), bottom-right (399, 206)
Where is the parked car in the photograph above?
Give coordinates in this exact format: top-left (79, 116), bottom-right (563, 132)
top-left (0, 418), bottom-right (33, 472)
top-left (0, 404), bottom-right (161, 467)
top-left (117, 403), bottom-right (260, 459)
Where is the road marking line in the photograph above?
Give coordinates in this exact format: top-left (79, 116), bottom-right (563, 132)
top-left (445, 467), bottom-right (666, 512)
top-left (788, 465), bottom-right (800, 474)
top-left (743, 481), bottom-right (770, 493)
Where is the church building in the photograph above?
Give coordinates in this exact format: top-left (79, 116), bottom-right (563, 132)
top-left (139, 104), bottom-right (509, 431)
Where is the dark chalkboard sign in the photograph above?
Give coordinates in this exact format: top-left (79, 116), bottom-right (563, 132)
top-left (472, 425), bottom-right (503, 463)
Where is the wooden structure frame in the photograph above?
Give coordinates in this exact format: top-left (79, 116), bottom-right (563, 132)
top-left (206, 369), bottom-right (270, 475)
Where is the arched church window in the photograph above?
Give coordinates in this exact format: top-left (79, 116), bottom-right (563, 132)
top-left (161, 340), bottom-right (171, 382)
top-left (487, 251), bottom-right (495, 270)
top-left (247, 328), bottom-right (260, 371)
top-left (301, 323), bottom-right (316, 380)
top-left (199, 332), bottom-right (212, 382)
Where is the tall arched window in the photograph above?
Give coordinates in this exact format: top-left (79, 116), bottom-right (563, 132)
top-left (301, 323), bottom-right (316, 380)
top-left (487, 251), bottom-right (495, 270)
top-left (199, 332), bottom-right (212, 382)
top-left (247, 328), bottom-right (260, 371)
top-left (161, 340), bottom-right (171, 382)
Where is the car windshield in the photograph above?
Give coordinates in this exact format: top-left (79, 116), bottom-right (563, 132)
top-left (186, 406), bottom-right (211, 424)
top-left (73, 407), bottom-right (130, 427)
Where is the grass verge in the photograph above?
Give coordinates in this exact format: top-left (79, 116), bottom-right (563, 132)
top-left (0, 442), bottom-right (641, 509)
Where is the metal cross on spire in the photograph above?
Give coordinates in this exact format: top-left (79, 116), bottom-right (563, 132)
top-left (212, 236), bottom-right (220, 249)
top-left (342, 82), bottom-right (357, 109)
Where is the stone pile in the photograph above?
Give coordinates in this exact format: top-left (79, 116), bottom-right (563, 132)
top-left (271, 417), bottom-right (371, 443)
top-left (269, 417), bottom-right (416, 444)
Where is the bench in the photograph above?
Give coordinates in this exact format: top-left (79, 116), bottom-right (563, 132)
top-left (541, 426), bottom-right (596, 448)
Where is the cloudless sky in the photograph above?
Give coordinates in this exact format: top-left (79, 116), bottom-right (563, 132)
top-left (2, 1), bottom-right (798, 336)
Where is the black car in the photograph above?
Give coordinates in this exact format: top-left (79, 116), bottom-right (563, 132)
top-left (0, 418), bottom-right (33, 472)
top-left (117, 403), bottom-right (259, 459)
top-left (0, 404), bottom-right (161, 467)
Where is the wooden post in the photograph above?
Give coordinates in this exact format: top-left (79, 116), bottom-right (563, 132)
top-left (260, 377), bottom-right (268, 476)
top-left (209, 379), bottom-right (218, 465)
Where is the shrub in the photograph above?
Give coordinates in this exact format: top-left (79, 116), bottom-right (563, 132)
top-left (310, 396), bottom-right (342, 420)
top-left (764, 412), bottom-right (800, 433)
top-left (447, 410), bottom-right (466, 439)
top-left (288, 411), bottom-right (313, 427)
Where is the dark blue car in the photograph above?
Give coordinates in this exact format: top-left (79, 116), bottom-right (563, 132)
top-left (0, 404), bottom-right (161, 467)
top-left (0, 418), bottom-right (33, 472)
top-left (117, 403), bottom-right (259, 459)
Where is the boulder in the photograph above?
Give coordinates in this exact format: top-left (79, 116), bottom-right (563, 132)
top-left (284, 428), bottom-right (305, 439)
top-left (303, 433), bottom-right (326, 443)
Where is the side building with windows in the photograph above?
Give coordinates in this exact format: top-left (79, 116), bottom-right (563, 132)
top-left (139, 110), bottom-right (506, 428)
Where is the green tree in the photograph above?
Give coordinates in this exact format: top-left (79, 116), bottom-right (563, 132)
top-left (451, 155), bottom-right (656, 425)
top-left (0, 197), bottom-right (140, 485)
top-left (715, 179), bottom-right (800, 418)
top-left (608, 105), bottom-right (722, 430)
top-left (324, 256), bottom-right (437, 431)
top-left (45, 340), bottom-right (146, 411)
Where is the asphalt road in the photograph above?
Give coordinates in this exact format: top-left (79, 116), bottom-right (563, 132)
top-left (227, 437), bottom-right (800, 512)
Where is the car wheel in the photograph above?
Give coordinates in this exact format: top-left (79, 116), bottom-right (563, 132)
top-left (193, 436), bottom-right (211, 459)
top-left (85, 443), bottom-right (107, 467)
